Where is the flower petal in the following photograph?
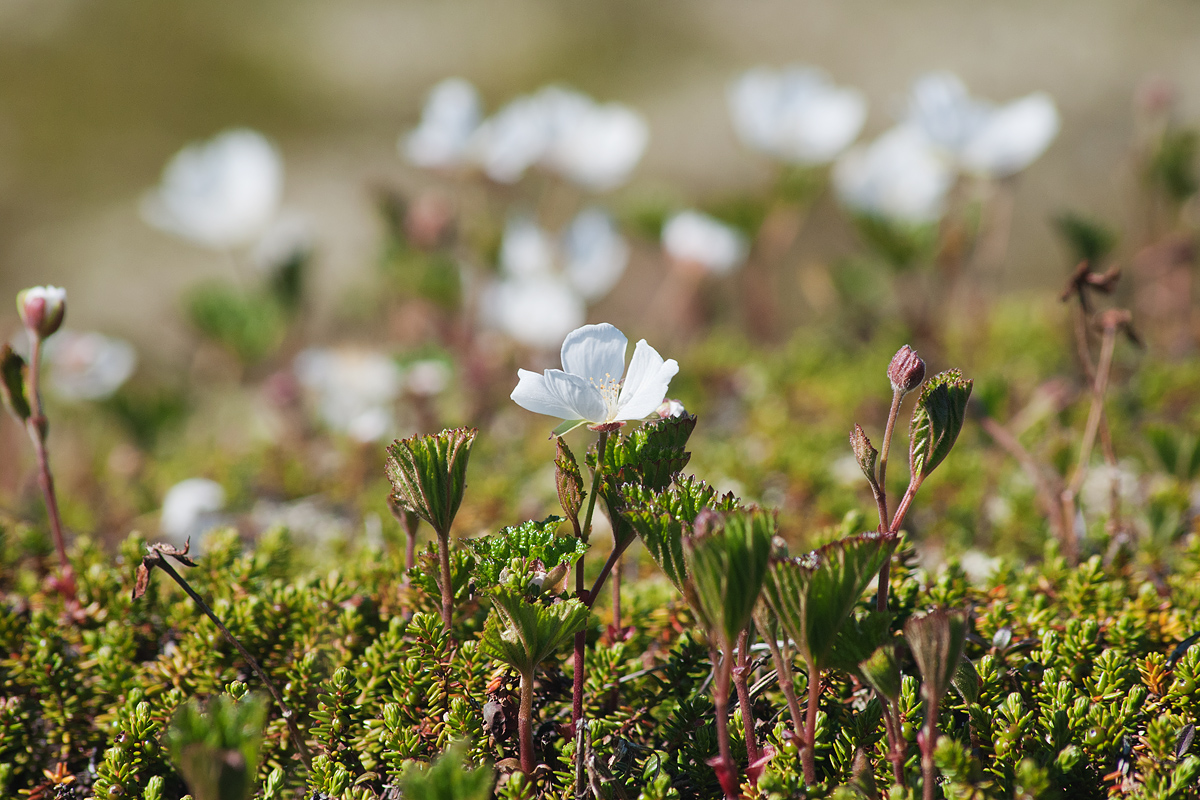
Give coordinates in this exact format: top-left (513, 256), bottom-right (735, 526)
top-left (559, 323), bottom-right (628, 385)
top-left (511, 368), bottom-right (609, 423)
top-left (615, 339), bottom-right (679, 421)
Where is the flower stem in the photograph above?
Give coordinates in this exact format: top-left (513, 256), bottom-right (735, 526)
top-left (802, 656), bottom-right (820, 785)
top-left (437, 529), bottom-right (453, 633)
top-left (880, 698), bottom-right (907, 787)
top-left (572, 429), bottom-right (608, 740)
top-left (733, 627), bottom-right (759, 765)
top-left (155, 556), bottom-right (313, 771)
top-left (763, 635), bottom-right (804, 743)
top-left (711, 647), bottom-right (739, 800)
top-left (875, 388), bottom-right (903, 612)
top-left (519, 668), bottom-right (536, 776)
top-left (920, 699), bottom-right (939, 800)
top-left (25, 336), bottom-right (74, 600)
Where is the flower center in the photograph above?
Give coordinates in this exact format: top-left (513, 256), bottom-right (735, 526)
top-left (588, 372), bottom-right (622, 421)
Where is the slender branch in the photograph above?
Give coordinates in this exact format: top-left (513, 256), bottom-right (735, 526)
top-left (920, 697), bottom-right (939, 800)
top-left (436, 530), bottom-right (454, 633)
top-left (876, 389), bottom-right (904, 528)
top-left (733, 627), bottom-right (759, 764)
top-left (25, 336), bottom-right (73, 597)
top-left (762, 636), bottom-right (804, 743)
top-left (978, 416), bottom-right (1067, 543)
top-left (880, 699), bottom-right (906, 787)
top-left (154, 557), bottom-right (313, 771)
top-left (572, 429), bottom-right (608, 743)
top-left (889, 478), bottom-right (923, 535)
top-left (711, 647), bottom-right (739, 800)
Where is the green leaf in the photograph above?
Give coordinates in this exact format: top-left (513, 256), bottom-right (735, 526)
top-left (0, 344), bottom-right (30, 422)
top-left (399, 741), bottom-right (494, 800)
top-left (479, 589), bottom-right (591, 677)
top-left (467, 517), bottom-right (587, 590)
top-left (682, 508), bottom-right (774, 649)
top-left (623, 475), bottom-right (740, 595)
top-left (1147, 425), bottom-right (1181, 475)
top-left (554, 437), bottom-right (585, 529)
top-left (186, 282), bottom-right (287, 365)
top-left (908, 369), bottom-right (973, 481)
top-left (552, 419), bottom-right (586, 437)
top-left (904, 608), bottom-right (968, 709)
top-left (859, 643), bottom-right (902, 705)
top-left (827, 610), bottom-right (893, 677)
top-left (586, 414), bottom-right (698, 545)
top-left (850, 424), bottom-right (879, 492)
top-left (763, 532), bottom-right (897, 670)
top-left (1054, 212), bottom-right (1118, 266)
top-left (408, 543), bottom-right (476, 603)
top-left (386, 427), bottom-right (478, 537)
top-left (166, 693), bottom-right (266, 800)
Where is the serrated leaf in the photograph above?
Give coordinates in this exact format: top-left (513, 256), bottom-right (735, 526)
top-left (682, 508), bottom-right (774, 649)
top-left (905, 608), bottom-right (968, 708)
top-left (408, 543), bottom-right (476, 603)
top-left (386, 427), bottom-right (477, 537)
top-left (623, 475), bottom-right (741, 594)
top-left (399, 741), bottom-right (494, 800)
top-left (909, 370), bottom-right (973, 480)
top-left (479, 589), bottom-right (591, 676)
top-left (467, 517), bottom-right (587, 590)
top-left (763, 532), bottom-right (897, 670)
top-left (859, 643), bottom-right (902, 704)
top-left (850, 424), bottom-right (879, 491)
top-left (827, 610), bottom-right (893, 677)
top-left (0, 344), bottom-right (30, 422)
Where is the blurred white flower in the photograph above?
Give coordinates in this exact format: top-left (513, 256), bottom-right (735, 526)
top-left (960, 92), bottom-right (1059, 178)
top-left (656, 398), bottom-right (687, 418)
top-left (471, 86), bottom-right (647, 189)
top-left (545, 101), bottom-right (648, 191)
top-left (403, 78), bottom-right (482, 169)
top-left (729, 66), bottom-right (867, 164)
top-left (563, 208), bottom-right (629, 301)
top-left (405, 359), bottom-right (452, 397)
top-left (832, 124), bottom-right (955, 224)
top-left (161, 478), bottom-right (226, 543)
top-left (294, 348), bottom-right (403, 442)
top-left (511, 322), bottom-right (678, 429)
top-left (482, 275), bottom-right (586, 350)
top-left (1081, 461), bottom-right (1141, 515)
top-left (958, 549), bottom-right (1000, 585)
top-left (44, 330), bottom-right (137, 401)
top-left (141, 129), bottom-right (283, 249)
top-left (500, 217), bottom-right (556, 279)
top-left (907, 72), bottom-right (1059, 178)
top-left (661, 210), bottom-right (748, 274)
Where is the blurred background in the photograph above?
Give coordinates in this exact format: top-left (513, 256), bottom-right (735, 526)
top-left (2, 0), bottom-right (1200, 565)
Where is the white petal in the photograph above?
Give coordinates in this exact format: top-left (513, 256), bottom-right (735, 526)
top-left (484, 277), bottom-right (586, 349)
top-left (563, 208), bottom-right (629, 301)
top-left (832, 125), bottom-right (954, 224)
top-left (960, 92), bottom-right (1059, 178)
top-left (501, 217), bottom-right (556, 279)
top-left (511, 369), bottom-right (580, 419)
top-left (615, 339), bottom-right (679, 421)
top-left (543, 369), bottom-right (609, 423)
top-left (661, 211), bottom-right (747, 274)
top-left (559, 323), bottom-right (628, 385)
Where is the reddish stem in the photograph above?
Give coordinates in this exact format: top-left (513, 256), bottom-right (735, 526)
top-left (25, 336), bottom-right (74, 599)
top-left (733, 628), bottom-right (759, 764)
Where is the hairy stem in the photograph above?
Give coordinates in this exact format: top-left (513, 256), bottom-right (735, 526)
top-left (875, 389), bottom-right (904, 611)
top-left (920, 699), bottom-right (939, 800)
top-left (763, 635), bottom-right (804, 743)
top-left (156, 557), bottom-right (313, 771)
top-left (880, 698), bottom-right (906, 787)
top-left (802, 657), bottom-right (820, 785)
top-left (437, 529), bottom-right (453, 633)
top-left (733, 628), bottom-right (759, 764)
top-left (889, 477), bottom-right (922, 535)
top-left (519, 669), bottom-right (535, 776)
top-left (572, 429), bottom-right (608, 742)
top-left (712, 647), bottom-right (739, 800)
top-left (25, 336), bottom-right (73, 597)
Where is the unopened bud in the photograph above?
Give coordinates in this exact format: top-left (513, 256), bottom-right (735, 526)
top-left (656, 398), bottom-right (686, 419)
top-left (16, 286), bottom-right (66, 340)
top-left (887, 345), bottom-right (925, 396)
top-left (850, 424), bottom-right (880, 491)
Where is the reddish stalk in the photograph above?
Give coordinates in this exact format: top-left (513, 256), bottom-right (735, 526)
top-left (733, 628), bottom-right (759, 764)
top-left (762, 636), bottom-right (804, 743)
top-left (25, 336), bottom-right (74, 599)
top-left (518, 669), bottom-right (536, 775)
top-left (711, 648), bottom-right (740, 800)
top-left (874, 388), bottom-right (904, 611)
top-left (801, 657), bottom-right (821, 785)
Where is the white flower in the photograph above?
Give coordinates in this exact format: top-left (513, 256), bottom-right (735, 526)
top-left (544, 101), bottom-right (648, 191)
top-left (661, 210), bottom-right (747, 274)
top-left (471, 86), bottom-right (647, 189)
top-left (44, 330), bottom-right (137, 401)
top-left (404, 359), bottom-right (452, 397)
top-left (161, 478), bottom-right (226, 543)
top-left (16, 285), bottom-right (67, 339)
top-left (907, 72), bottom-right (1059, 178)
top-left (141, 129), bottom-right (284, 249)
top-left (832, 124), bottom-right (955, 224)
top-left (403, 78), bottom-right (482, 169)
top-left (563, 208), bottom-right (629, 301)
top-left (482, 275), bottom-right (586, 350)
top-left (252, 212), bottom-right (313, 274)
top-left (729, 66), bottom-right (867, 164)
top-left (500, 217), bottom-right (556, 279)
top-left (511, 322), bottom-right (678, 429)
top-left (294, 348), bottom-right (403, 442)
top-left (656, 398), bottom-right (686, 419)
top-left (959, 92), bottom-right (1059, 178)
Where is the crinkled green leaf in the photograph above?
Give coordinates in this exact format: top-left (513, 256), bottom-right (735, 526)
top-left (763, 532), bottom-right (897, 670)
top-left (859, 643), bottom-right (902, 705)
top-left (623, 475), bottom-right (741, 595)
top-left (167, 692), bottom-right (266, 800)
top-left (554, 437), bottom-right (585, 529)
top-left (467, 517), bottom-right (587, 590)
top-left (905, 607), bottom-right (968, 708)
top-left (827, 609), bottom-right (893, 677)
top-left (479, 589), bottom-right (591, 676)
top-left (386, 427), bottom-right (478, 537)
top-left (909, 369), bottom-right (973, 480)
top-left (682, 508), bottom-right (773, 649)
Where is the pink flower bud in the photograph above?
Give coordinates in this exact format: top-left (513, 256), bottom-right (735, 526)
top-left (16, 286), bottom-right (66, 340)
top-left (887, 344), bottom-right (925, 395)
